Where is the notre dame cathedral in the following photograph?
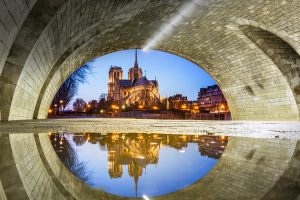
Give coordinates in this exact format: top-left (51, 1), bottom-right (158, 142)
top-left (108, 50), bottom-right (163, 109)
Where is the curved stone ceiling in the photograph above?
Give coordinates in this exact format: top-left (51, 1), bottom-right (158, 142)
top-left (0, 0), bottom-right (300, 121)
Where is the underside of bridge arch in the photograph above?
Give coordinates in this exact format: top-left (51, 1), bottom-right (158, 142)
top-left (0, 0), bottom-right (300, 122)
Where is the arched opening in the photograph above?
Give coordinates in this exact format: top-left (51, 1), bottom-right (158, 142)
top-left (46, 49), bottom-right (231, 121)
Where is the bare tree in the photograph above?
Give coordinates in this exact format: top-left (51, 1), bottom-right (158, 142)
top-left (51, 62), bottom-right (94, 110)
top-left (73, 98), bottom-right (87, 112)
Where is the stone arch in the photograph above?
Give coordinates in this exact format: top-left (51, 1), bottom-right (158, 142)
top-left (227, 19), bottom-right (300, 119)
top-left (240, 25), bottom-right (300, 118)
top-left (0, 0), bottom-right (299, 121)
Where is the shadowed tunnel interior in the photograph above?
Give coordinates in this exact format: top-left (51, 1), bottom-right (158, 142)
top-left (0, 0), bottom-right (300, 200)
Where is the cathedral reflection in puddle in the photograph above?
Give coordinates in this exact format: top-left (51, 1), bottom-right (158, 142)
top-left (50, 133), bottom-right (228, 198)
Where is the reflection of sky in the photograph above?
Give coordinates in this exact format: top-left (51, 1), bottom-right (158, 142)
top-left (68, 49), bottom-right (215, 109)
top-left (66, 135), bottom-right (218, 198)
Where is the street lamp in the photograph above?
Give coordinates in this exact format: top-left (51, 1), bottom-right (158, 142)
top-left (220, 104), bottom-right (225, 112)
top-left (138, 105), bottom-right (144, 109)
top-left (59, 100), bottom-right (64, 115)
top-left (54, 104), bottom-right (58, 115)
top-left (152, 106), bottom-right (159, 110)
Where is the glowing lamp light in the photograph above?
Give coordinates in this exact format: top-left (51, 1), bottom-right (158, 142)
top-left (220, 104), bottom-right (225, 110)
top-left (138, 105), bottom-right (144, 109)
top-left (59, 100), bottom-right (64, 104)
top-left (152, 106), bottom-right (159, 110)
top-left (48, 109), bottom-right (53, 114)
top-left (87, 104), bottom-right (91, 108)
top-left (181, 104), bottom-right (187, 110)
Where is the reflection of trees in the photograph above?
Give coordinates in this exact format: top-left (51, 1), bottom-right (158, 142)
top-left (49, 133), bottom-right (89, 182)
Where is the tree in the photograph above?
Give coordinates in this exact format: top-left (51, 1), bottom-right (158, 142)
top-left (51, 62), bottom-right (94, 110)
top-left (73, 98), bottom-right (87, 112)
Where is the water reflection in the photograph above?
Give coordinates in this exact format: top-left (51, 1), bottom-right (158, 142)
top-left (49, 133), bottom-right (89, 182)
top-left (50, 133), bottom-right (228, 197)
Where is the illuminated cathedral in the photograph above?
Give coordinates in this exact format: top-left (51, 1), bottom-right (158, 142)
top-left (108, 49), bottom-right (163, 109)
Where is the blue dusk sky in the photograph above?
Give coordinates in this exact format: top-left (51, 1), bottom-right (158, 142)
top-left (69, 49), bottom-right (216, 107)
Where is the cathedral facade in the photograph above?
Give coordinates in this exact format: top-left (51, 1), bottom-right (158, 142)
top-left (108, 50), bottom-right (163, 109)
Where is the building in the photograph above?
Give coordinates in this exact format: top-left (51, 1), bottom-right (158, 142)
top-left (197, 85), bottom-right (229, 113)
top-left (188, 101), bottom-right (199, 113)
top-left (108, 50), bottom-right (163, 109)
top-left (168, 94), bottom-right (188, 110)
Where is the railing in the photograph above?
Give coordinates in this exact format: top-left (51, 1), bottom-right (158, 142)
top-left (113, 111), bottom-right (232, 120)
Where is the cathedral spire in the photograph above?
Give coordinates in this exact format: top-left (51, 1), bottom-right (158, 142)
top-left (134, 49), bottom-right (138, 68)
top-left (133, 49), bottom-right (139, 80)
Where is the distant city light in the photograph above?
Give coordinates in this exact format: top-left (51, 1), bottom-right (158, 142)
top-left (143, 195), bottom-right (150, 200)
top-left (143, 0), bottom-right (209, 51)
